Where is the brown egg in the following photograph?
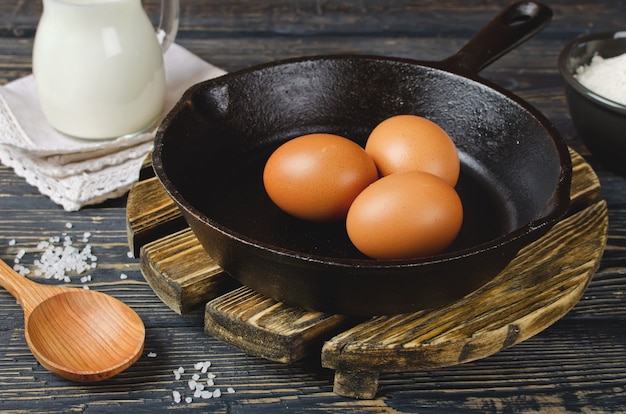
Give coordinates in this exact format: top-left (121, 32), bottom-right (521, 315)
top-left (365, 114), bottom-right (460, 186)
top-left (263, 133), bottom-right (378, 222)
top-left (346, 171), bottom-right (463, 260)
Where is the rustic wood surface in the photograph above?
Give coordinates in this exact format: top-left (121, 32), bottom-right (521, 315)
top-left (1, 0), bottom-right (625, 412)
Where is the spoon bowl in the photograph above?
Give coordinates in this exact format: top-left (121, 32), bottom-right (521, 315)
top-left (0, 260), bottom-right (145, 382)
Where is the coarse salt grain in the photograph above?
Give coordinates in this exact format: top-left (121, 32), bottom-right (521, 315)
top-left (575, 52), bottom-right (626, 106)
top-left (147, 352), bottom-right (157, 358)
top-left (120, 273), bottom-right (128, 280)
top-left (172, 391), bottom-right (181, 403)
top-left (8, 239), bottom-right (16, 246)
top-left (13, 264), bottom-right (30, 276)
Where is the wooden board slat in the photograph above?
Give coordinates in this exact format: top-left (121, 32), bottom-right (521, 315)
top-left (126, 176), bottom-right (186, 258)
top-left (568, 147), bottom-right (601, 212)
top-left (140, 227), bottom-right (239, 314)
top-left (204, 286), bottom-right (358, 363)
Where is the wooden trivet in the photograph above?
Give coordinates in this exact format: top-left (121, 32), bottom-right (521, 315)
top-left (126, 148), bottom-right (607, 398)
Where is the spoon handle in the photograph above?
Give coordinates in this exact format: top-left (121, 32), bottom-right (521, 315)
top-left (0, 260), bottom-right (66, 318)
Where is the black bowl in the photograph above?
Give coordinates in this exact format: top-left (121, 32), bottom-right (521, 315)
top-left (559, 30), bottom-right (626, 175)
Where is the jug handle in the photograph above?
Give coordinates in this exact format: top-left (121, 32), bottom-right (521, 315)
top-left (156, 0), bottom-right (180, 52)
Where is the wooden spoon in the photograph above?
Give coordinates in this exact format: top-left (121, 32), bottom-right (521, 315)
top-left (0, 259), bottom-right (145, 382)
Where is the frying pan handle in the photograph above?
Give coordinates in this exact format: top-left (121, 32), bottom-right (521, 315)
top-left (439, 2), bottom-right (553, 75)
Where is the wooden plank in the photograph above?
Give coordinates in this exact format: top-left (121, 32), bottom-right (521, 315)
top-left (568, 147), bottom-right (601, 213)
top-left (204, 286), bottom-right (357, 363)
top-left (126, 175), bottom-right (185, 258)
top-left (140, 228), bottom-right (238, 314)
top-left (3, 0), bottom-right (625, 38)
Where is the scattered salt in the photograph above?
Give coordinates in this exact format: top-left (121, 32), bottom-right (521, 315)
top-left (120, 273), bottom-right (128, 280)
top-left (65, 222), bottom-right (73, 229)
top-left (81, 232), bottom-right (91, 243)
top-left (127, 251), bottom-right (134, 259)
top-left (147, 352), bottom-right (157, 358)
top-left (8, 239), bottom-right (16, 246)
top-left (575, 52), bottom-right (626, 106)
top-left (166, 361), bottom-right (234, 405)
top-left (31, 235), bottom-right (97, 281)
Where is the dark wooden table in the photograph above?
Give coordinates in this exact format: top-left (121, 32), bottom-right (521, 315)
top-left (1, 1), bottom-right (625, 412)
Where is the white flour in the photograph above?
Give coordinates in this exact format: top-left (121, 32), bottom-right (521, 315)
top-left (575, 52), bottom-right (626, 106)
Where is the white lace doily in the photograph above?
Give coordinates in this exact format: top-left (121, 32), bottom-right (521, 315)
top-left (0, 44), bottom-right (226, 211)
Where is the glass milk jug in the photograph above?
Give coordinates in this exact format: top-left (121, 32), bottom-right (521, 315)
top-left (32, 0), bottom-right (179, 140)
